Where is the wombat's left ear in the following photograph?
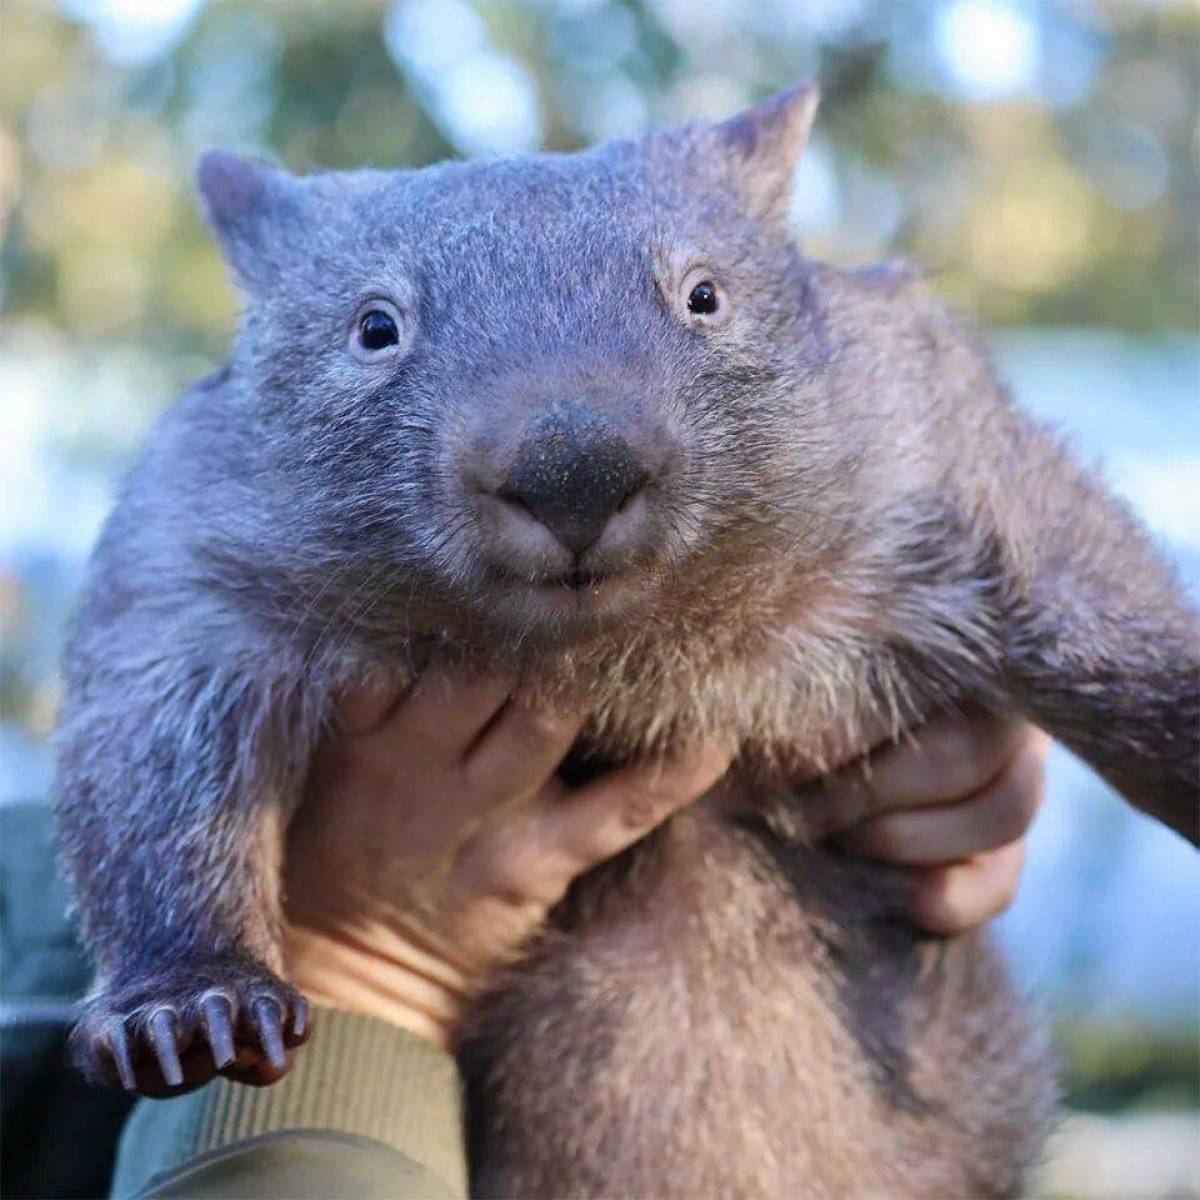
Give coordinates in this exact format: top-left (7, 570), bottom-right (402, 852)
top-left (710, 82), bottom-right (820, 223)
top-left (196, 149), bottom-right (305, 293)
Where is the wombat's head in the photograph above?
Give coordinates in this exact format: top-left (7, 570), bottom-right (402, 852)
top-left (199, 85), bottom-right (850, 645)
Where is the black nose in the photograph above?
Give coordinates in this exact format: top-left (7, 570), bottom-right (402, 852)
top-left (501, 402), bottom-right (650, 557)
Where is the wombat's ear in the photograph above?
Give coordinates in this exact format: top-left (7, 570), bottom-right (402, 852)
top-left (709, 83), bottom-right (819, 223)
top-left (196, 149), bottom-right (304, 293)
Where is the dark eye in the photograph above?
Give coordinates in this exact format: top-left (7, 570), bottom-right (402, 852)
top-left (359, 308), bottom-right (399, 350)
top-left (348, 298), bottom-right (407, 362)
top-left (687, 281), bottom-right (719, 315)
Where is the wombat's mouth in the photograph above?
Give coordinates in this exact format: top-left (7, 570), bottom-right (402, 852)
top-left (557, 568), bottom-right (606, 591)
top-left (485, 562), bottom-right (617, 594)
top-left (479, 561), bottom-right (648, 627)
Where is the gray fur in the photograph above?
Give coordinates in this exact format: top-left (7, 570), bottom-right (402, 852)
top-left (55, 86), bottom-right (1198, 1197)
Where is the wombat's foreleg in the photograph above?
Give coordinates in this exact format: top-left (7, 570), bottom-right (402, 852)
top-left (988, 427), bottom-right (1200, 842)
top-left (55, 663), bottom-right (310, 1093)
top-left (1005, 595), bottom-right (1198, 843)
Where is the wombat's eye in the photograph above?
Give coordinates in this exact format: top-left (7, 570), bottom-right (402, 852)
top-left (348, 298), bottom-right (407, 363)
top-left (687, 282), bottom-right (719, 315)
top-left (677, 267), bottom-right (731, 329)
top-left (360, 309), bottom-right (398, 350)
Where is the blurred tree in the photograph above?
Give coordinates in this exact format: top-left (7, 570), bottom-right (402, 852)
top-left (2, 0), bottom-right (1197, 360)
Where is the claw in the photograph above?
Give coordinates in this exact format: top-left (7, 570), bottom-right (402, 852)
top-left (291, 996), bottom-right (309, 1040)
top-left (148, 1008), bottom-right (184, 1087)
top-left (201, 993), bottom-right (236, 1069)
top-left (106, 1022), bottom-right (137, 1091)
top-left (252, 996), bottom-right (286, 1069)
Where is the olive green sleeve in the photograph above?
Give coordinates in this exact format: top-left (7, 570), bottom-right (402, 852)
top-left (111, 1007), bottom-right (467, 1199)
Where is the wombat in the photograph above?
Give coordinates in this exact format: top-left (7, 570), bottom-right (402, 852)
top-left (55, 85), bottom-right (1198, 1198)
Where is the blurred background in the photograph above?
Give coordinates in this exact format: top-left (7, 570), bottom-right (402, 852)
top-left (1, 0), bottom-right (1196, 1194)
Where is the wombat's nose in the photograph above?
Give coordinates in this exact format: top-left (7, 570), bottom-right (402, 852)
top-left (499, 404), bottom-right (650, 557)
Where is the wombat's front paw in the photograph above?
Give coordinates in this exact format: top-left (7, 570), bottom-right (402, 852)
top-left (73, 956), bottom-right (310, 1096)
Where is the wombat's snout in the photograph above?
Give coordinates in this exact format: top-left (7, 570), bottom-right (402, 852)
top-left (469, 398), bottom-right (669, 574)
top-left (500, 415), bottom-right (648, 557)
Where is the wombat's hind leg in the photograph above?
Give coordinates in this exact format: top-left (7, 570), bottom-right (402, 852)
top-left (73, 954), bottom-right (309, 1095)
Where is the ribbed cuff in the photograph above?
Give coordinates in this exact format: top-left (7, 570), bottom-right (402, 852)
top-left (112, 1006), bottom-right (467, 1198)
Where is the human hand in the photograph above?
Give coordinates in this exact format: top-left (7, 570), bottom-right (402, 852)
top-left (284, 668), bottom-right (734, 1048)
top-left (809, 710), bottom-right (1048, 934)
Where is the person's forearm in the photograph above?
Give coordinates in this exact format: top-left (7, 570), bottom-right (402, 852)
top-left (111, 1007), bottom-right (467, 1200)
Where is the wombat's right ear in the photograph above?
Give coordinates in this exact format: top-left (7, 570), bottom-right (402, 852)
top-left (196, 149), bottom-right (303, 293)
top-left (709, 83), bottom-right (820, 225)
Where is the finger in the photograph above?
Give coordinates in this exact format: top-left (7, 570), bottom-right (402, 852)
top-left (908, 839), bottom-right (1027, 935)
top-left (837, 733), bottom-right (1046, 866)
top-left (462, 701), bottom-right (584, 803)
top-left (787, 706), bottom-right (900, 788)
top-left (380, 666), bottom-right (512, 763)
top-left (453, 742), bottom-right (735, 911)
top-left (814, 712), bottom-right (1039, 834)
top-left (549, 741), bottom-right (736, 871)
top-left (447, 740), bottom-right (738, 927)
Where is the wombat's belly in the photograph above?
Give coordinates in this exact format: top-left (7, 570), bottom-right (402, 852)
top-left (458, 801), bottom-right (1055, 1199)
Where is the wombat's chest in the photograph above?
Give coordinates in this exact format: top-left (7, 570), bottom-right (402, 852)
top-left (533, 623), bottom-right (909, 783)
top-left (361, 549), bottom-right (944, 772)
top-left (365, 566), bottom-right (946, 778)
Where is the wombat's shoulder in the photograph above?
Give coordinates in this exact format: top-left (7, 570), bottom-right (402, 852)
top-left (810, 255), bottom-right (998, 389)
top-left (819, 256), bottom-right (958, 328)
top-left (850, 256), bottom-right (927, 294)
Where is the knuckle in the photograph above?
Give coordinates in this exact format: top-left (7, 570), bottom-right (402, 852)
top-left (988, 883), bottom-right (1019, 920)
top-left (918, 723), bottom-right (977, 793)
top-left (941, 862), bottom-right (1011, 932)
top-left (479, 856), bottom-right (535, 906)
top-left (515, 709), bottom-right (570, 754)
top-left (911, 871), bottom-right (965, 934)
top-left (849, 816), bottom-right (899, 862)
top-left (816, 775), bottom-right (869, 834)
top-left (1011, 754), bottom-right (1043, 817)
top-left (1024, 727), bottom-right (1052, 763)
top-left (928, 894), bottom-right (972, 935)
top-left (668, 756), bottom-right (728, 803)
top-left (1014, 737), bottom-right (1050, 794)
top-left (1014, 767), bottom-right (1042, 824)
top-left (620, 789), bottom-right (670, 831)
top-left (985, 783), bottom-right (1034, 845)
top-left (466, 830), bottom-right (565, 908)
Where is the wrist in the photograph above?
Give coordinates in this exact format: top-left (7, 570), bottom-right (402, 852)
top-left (284, 918), bottom-right (470, 1050)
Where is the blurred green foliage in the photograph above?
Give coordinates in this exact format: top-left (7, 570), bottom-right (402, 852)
top-left (1058, 1020), bottom-right (1200, 1113)
top-left (1, 0), bottom-right (1197, 370)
